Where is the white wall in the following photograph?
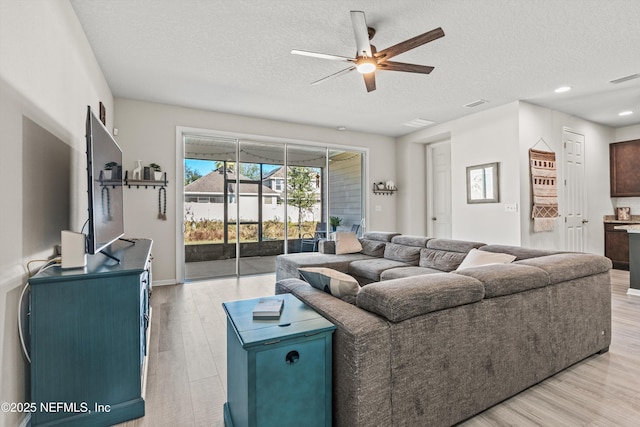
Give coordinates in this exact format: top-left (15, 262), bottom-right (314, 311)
top-left (0, 1), bottom-right (113, 426)
top-left (397, 102), bottom-right (521, 245)
top-left (114, 98), bottom-right (396, 283)
top-left (397, 101), bottom-right (614, 253)
top-left (518, 102), bottom-right (613, 254)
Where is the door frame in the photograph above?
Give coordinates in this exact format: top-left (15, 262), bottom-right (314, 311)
top-left (426, 139), bottom-right (452, 238)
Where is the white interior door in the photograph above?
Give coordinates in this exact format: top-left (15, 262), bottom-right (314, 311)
top-left (563, 129), bottom-right (587, 251)
top-left (428, 141), bottom-right (452, 238)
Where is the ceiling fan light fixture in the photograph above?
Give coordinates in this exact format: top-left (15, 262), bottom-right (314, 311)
top-left (356, 58), bottom-right (376, 74)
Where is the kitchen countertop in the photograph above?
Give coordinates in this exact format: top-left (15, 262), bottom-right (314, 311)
top-left (603, 214), bottom-right (640, 224)
top-left (614, 224), bottom-right (640, 233)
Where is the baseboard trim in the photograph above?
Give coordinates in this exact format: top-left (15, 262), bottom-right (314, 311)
top-left (627, 288), bottom-right (640, 297)
top-left (152, 279), bottom-right (177, 286)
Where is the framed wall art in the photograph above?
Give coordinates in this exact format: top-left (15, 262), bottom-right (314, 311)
top-left (466, 162), bottom-right (499, 204)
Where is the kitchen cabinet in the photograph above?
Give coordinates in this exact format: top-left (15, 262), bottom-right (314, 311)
top-left (610, 139), bottom-right (640, 197)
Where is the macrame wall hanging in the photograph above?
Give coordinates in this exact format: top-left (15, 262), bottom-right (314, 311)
top-left (529, 139), bottom-right (558, 232)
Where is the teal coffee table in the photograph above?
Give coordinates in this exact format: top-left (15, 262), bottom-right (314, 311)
top-left (223, 293), bottom-right (335, 427)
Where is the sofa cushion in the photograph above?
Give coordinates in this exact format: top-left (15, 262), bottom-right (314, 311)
top-left (380, 266), bottom-right (442, 280)
top-left (362, 231), bottom-right (401, 242)
top-left (390, 235), bottom-right (431, 247)
top-left (453, 263), bottom-right (549, 298)
top-left (479, 244), bottom-right (562, 261)
top-left (426, 238), bottom-right (486, 253)
top-left (419, 248), bottom-right (468, 272)
top-left (349, 258), bottom-right (411, 282)
top-left (384, 243), bottom-right (421, 264)
top-left (275, 252), bottom-right (376, 281)
top-left (356, 273), bottom-right (484, 322)
top-left (299, 267), bottom-right (361, 304)
top-left (359, 239), bottom-right (387, 257)
top-left (456, 249), bottom-right (516, 270)
top-left (334, 232), bottom-right (363, 255)
top-left (516, 253), bottom-right (612, 285)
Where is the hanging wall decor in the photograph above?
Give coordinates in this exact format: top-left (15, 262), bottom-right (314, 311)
top-left (529, 146), bottom-right (558, 232)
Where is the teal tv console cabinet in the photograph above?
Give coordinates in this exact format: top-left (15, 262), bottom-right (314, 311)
top-left (223, 293), bottom-right (335, 427)
top-left (28, 238), bottom-right (152, 426)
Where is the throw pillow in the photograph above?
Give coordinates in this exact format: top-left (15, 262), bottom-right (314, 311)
top-left (298, 267), bottom-right (360, 304)
top-left (456, 248), bottom-right (516, 270)
top-left (334, 232), bottom-right (363, 255)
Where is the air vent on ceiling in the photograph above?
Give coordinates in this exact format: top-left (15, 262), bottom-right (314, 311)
top-left (464, 99), bottom-right (489, 108)
top-left (403, 118), bottom-right (435, 128)
top-left (609, 73), bottom-right (640, 84)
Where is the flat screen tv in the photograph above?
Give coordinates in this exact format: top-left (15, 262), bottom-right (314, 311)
top-left (85, 105), bottom-right (124, 255)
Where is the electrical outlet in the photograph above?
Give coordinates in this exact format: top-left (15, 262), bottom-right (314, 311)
top-left (505, 203), bottom-right (518, 213)
top-left (375, 205), bottom-right (382, 212)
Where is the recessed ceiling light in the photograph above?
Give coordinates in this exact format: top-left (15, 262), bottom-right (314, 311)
top-left (554, 86), bottom-right (572, 93)
top-left (619, 111), bottom-right (634, 116)
top-left (337, 126), bottom-right (347, 131)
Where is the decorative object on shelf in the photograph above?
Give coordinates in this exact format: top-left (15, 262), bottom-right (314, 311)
top-left (330, 216), bottom-right (342, 231)
top-left (529, 148), bottom-right (558, 232)
top-left (149, 163), bottom-right (163, 180)
top-left (103, 161), bottom-right (118, 180)
top-left (466, 162), bottom-right (499, 204)
top-left (132, 160), bottom-right (142, 180)
top-left (123, 170), bottom-right (168, 189)
top-left (372, 182), bottom-right (397, 195)
top-left (617, 207), bottom-right (631, 221)
top-left (158, 187), bottom-right (167, 220)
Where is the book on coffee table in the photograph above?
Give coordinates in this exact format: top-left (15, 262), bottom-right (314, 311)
top-left (252, 297), bottom-right (284, 320)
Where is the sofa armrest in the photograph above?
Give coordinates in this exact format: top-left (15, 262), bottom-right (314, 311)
top-left (516, 253), bottom-right (612, 284)
top-left (356, 273), bottom-right (484, 322)
top-left (319, 240), bottom-right (335, 254)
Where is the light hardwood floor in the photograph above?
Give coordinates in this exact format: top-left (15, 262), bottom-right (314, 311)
top-left (120, 270), bottom-right (640, 427)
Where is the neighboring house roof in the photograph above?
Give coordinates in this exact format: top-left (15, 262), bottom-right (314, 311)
top-left (185, 169), bottom-right (278, 195)
top-left (263, 167), bottom-right (285, 180)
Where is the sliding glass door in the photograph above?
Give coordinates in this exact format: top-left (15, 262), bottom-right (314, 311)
top-left (181, 134), bottom-right (365, 281)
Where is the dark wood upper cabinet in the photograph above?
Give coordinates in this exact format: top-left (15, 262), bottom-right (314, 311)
top-left (610, 139), bottom-right (640, 197)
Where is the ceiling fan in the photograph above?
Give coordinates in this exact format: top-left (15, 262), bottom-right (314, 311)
top-left (291, 10), bottom-right (444, 92)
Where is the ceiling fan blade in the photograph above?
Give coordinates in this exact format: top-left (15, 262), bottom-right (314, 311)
top-left (291, 49), bottom-right (355, 62)
top-left (379, 61), bottom-right (435, 74)
top-left (311, 66), bottom-right (356, 85)
top-left (375, 27), bottom-right (445, 62)
top-left (350, 11), bottom-right (372, 57)
top-left (363, 72), bottom-right (376, 92)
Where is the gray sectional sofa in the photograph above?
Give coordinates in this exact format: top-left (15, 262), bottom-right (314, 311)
top-left (274, 232), bottom-right (612, 427)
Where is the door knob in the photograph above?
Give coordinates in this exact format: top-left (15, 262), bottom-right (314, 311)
top-left (582, 219), bottom-right (589, 224)
top-left (432, 217), bottom-right (437, 221)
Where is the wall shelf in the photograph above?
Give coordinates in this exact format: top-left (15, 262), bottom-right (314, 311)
top-left (372, 187), bottom-right (397, 195)
top-left (124, 171), bottom-right (168, 188)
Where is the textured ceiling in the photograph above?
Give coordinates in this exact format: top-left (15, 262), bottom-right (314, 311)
top-left (69, 0), bottom-right (640, 137)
